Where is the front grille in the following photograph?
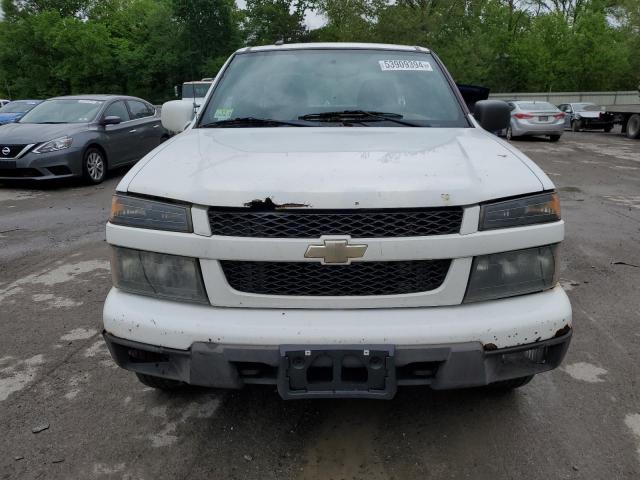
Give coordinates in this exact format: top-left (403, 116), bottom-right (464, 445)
top-left (0, 168), bottom-right (42, 178)
top-left (220, 260), bottom-right (451, 296)
top-left (0, 144), bottom-right (29, 158)
top-left (208, 207), bottom-right (463, 238)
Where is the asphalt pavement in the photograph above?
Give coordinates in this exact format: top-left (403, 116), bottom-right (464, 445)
top-left (1, 130), bottom-right (639, 479)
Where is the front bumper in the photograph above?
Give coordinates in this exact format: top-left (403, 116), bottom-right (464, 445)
top-left (103, 286), bottom-right (572, 350)
top-left (0, 148), bottom-right (83, 180)
top-left (579, 117), bottom-right (614, 129)
top-left (103, 286), bottom-right (572, 396)
top-left (104, 329), bottom-right (572, 397)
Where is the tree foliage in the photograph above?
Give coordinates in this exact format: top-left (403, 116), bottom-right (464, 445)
top-left (0, 0), bottom-right (638, 102)
top-left (243, 0), bottom-right (311, 44)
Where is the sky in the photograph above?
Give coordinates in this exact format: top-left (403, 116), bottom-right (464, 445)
top-left (302, 9), bottom-right (327, 29)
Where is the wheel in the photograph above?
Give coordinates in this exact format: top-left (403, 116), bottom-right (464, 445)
top-left (549, 135), bottom-right (561, 142)
top-left (489, 375), bottom-right (534, 391)
top-left (627, 114), bottom-right (640, 139)
top-left (135, 372), bottom-right (184, 390)
top-left (82, 147), bottom-right (106, 184)
top-left (571, 119), bottom-right (582, 132)
top-left (506, 126), bottom-right (514, 140)
top-left (603, 125), bottom-right (613, 133)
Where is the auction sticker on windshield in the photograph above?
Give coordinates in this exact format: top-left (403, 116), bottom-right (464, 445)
top-left (214, 108), bottom-right (234, 120)
top-left (379, 60), bottom-right (433, 71)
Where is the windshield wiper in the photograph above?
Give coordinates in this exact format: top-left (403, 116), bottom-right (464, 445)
top-left (298, 110), bottom-right (424, 127)
top-left (200, 117), bottom-right (309, 128)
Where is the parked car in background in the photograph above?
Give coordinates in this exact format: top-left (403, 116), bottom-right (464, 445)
top-left (505, 101), bottom-right (564, 141)
top-left (0, 100), bottom-right (42, 125)
top-left (0, 95), bottom-right (168, 184)
top-left (557, 102), bottom-right (614, 132)
top-left (0, 99), bottom-right (10, 108)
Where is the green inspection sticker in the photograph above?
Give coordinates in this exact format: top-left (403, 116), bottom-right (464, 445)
top-left (214, 108), bottom-right (233, 120)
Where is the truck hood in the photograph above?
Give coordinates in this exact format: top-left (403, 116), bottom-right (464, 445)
top-left (124, 127), bottom-right (550, 208)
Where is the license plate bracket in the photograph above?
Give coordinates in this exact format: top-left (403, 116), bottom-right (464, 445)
top-left (538, 115), bottom-right (549, 121)
top-left (278, 345), bottom-right (396, 399)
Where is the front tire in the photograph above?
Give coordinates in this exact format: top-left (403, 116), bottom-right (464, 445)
top-left (603, 125), bottom-right (613, 133)
top-left (82, 147), bottom-right (106, 184)
top-left (571, 120), bottom-right (582, 132)
top-left (549, 135), bottom-right (561, 142)
top-left (136, 373), bottom-right (184, 390)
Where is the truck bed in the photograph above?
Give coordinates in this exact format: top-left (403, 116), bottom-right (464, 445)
top-left (605, 104), bottom-right (640, 114)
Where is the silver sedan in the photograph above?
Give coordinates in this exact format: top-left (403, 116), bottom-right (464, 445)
top-left (506, 101), bottom-right (565, 142)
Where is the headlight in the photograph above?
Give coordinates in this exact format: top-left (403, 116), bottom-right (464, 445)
top-left (33, 136), bottom-right (73, 153)
top-left (464, 244), bottom-right (559, 303)
top-left (110, 246), bottom-right (208, 303)
top-left (110, 195), bottom-right (192, 232)
top-left (480, 192), bottom-right (560, 230)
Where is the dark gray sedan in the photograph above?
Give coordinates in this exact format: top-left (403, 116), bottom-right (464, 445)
top-left (0, 95), bottom-right (169, 184)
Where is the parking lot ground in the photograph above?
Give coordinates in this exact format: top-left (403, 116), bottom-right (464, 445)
top-left (0, 130), bottom-right (639, 480)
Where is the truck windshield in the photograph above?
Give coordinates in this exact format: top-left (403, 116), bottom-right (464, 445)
top-left (198, 49), bottom-right (467, 128)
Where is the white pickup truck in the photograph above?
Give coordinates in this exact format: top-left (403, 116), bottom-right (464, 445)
top-left (103, 43), bottom-right (572, 399)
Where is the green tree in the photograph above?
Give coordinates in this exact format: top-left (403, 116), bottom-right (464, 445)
top-left (243, 0), bottom-right (313, 45)
top-left (1, 0), bottom-right (91, 18)
top-left (91, 0), bottom-right (187, 102)
top-left (0, 11), bottom-right (115, 98)
top-left (310, 0), bottom-right (377, 42)
top-left (172, 0), bottom-right (242, 78)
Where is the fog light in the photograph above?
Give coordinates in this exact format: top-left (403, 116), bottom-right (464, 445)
top-left (501, 346), bottom-right (548, 366)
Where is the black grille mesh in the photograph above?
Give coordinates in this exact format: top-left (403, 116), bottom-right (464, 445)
top-left (208, 207), bottom-right (463, 238)
top-left (220, 260), bottom-right (451, 296)
top-left (0, 144), bottom-right (28, 158)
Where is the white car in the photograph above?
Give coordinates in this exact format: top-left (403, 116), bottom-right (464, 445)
top-left (103, 43), bottom-right (572, 399)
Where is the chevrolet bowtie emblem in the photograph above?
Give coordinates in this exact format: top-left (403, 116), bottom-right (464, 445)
top-left (304, 239), bottom-right (368, 265)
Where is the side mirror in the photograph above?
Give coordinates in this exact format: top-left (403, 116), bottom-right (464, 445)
top-left (161, 100), bottom-right (194, 133)
top-left (102, 116), bottom-right (122, 125)
top-left (473, 100), bottom-right (511, 132)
